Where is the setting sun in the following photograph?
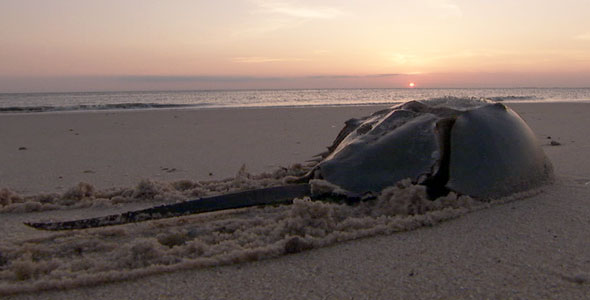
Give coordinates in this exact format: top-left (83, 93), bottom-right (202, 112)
top-left (409, 82), bottom-right (416, 88)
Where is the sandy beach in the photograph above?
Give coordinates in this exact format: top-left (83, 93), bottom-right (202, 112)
top-left (1, 102), bottom-right (589, 299)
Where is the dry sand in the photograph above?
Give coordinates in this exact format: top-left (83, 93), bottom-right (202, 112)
top-left (1, 103), bottom-right (589, 299)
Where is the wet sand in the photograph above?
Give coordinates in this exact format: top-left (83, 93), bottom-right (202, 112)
top-left (1, 103), bottom-right (589, 299)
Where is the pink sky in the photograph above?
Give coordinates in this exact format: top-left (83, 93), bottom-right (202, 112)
top-left (1, 0), bottom-right (590, 92)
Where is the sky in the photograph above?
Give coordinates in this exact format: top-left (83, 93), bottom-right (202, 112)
top-left (1, 0), bottom-right (590, 92)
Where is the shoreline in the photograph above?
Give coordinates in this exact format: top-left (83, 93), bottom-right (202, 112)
top-left (0, 102), bottom-right (399, 116)
top-left (2, 98), bottom-right (590, 116)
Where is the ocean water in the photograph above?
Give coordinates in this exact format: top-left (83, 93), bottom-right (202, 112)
top-left (1, 88), bottom-right (589, 113)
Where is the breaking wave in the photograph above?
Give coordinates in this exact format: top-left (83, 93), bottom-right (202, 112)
top-left (0, 103), bottom-right (211, 113)
top-left (5, 88), bottom-right (590, 114)
top-left (487, 95), bottom-right (540, 102)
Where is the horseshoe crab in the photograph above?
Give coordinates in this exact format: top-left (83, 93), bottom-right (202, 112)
top-left (26, 98), bottom-right (554, 230)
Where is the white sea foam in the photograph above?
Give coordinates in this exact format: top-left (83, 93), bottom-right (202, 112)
top-left (0, 166), bottom-right (547, 296)
top-left (0, 164), bottom-right (308, 214)
top-left (1, 88), bottom-right (589, 113)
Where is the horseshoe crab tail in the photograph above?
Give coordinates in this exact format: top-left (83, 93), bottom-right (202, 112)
top-left (25, 183), bottom-right (311, 231)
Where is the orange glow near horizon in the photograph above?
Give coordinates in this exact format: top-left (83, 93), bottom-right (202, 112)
top-left (2, 0), bottom-right (590, 92)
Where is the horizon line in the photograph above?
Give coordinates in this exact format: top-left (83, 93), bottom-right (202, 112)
top-left (2, 86), bottom-right (589, 95)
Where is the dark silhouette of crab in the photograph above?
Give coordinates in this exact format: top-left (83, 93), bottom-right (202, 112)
top-left (26, 98), bottom-right (553, 230)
